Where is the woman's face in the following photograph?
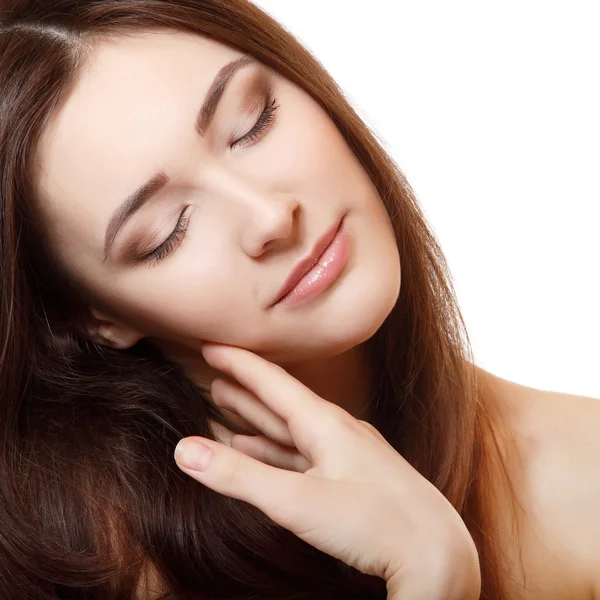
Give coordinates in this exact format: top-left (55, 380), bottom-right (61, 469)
top-left (35, 29), bottom-right (401, 367)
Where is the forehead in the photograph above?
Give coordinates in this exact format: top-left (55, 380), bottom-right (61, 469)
top-left (35, 29), bottom-right (243, 271)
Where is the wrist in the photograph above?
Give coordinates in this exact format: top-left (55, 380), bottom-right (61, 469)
top-left (385, 538), bottom-right (481, 600)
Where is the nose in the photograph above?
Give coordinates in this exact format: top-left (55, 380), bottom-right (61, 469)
top-left (200, 160), bottom-right (301, 257)
top-left (238, 191), bottom-right (301, 258)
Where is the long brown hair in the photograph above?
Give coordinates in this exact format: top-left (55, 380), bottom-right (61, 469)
top-left (0, 1), bottom-right (522, 598)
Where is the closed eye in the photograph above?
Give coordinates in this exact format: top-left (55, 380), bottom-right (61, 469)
top-left (136, 205), bottom-right (192, 267)
top-left (231, 87), bottom-right (279, 149)
top-left (134, 88), bottom-right (279, 267)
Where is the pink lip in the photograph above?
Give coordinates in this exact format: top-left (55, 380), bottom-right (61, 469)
top-left (269, 213), bottom-right (350, 308)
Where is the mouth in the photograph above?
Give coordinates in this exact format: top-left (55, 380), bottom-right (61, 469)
top-left (268, 212), bottom-right (349, 308)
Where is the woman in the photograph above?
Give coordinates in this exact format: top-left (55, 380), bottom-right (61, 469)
top-left (0, 1), bottom-right (598, 598)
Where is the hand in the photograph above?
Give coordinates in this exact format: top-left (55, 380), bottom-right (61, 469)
top-left (174, 342), bottom-right (481, 599)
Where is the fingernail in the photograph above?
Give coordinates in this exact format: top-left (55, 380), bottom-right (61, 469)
top-left (175, 438), bottom-right (213, 471)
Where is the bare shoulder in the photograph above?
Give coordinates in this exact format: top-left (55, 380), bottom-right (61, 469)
top-left (523, 384), bottom-right (600, 598)
top-left (480, 369), bottom-right (600, 599)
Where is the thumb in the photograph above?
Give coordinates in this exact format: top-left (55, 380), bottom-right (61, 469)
top-left (174, 436), bottom-right (308, 520)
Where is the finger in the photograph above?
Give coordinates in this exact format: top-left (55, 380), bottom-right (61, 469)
top-left (201, 343), bottom-right (348, 457)
top-left (174, 435), bottom-right (320, 531)
top-left (211, 377), bottom-right (295, 448)
top-left (231, 434), bottom-right (312, 472)
top-left (209, 421), bottom-right (235, 447)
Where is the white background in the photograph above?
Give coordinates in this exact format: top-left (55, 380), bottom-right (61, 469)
top-left (252, 0), bottom-right (599, 399)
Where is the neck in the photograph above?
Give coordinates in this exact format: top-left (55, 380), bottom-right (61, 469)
top-left (282, 342), bottom-right (374, 420)
top-left (150, 338), bottom-right (374, 432)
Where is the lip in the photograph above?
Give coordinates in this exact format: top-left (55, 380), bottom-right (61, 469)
top-left (269, 213), bottom-right (348, 308)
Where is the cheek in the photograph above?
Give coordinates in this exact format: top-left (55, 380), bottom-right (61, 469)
top-left (100, 254), bottom-right (259, 342)
top-left (284, 106), bottom-right (380, 222)
top-left (257, 84), bottom-right (350, 192)
top-left (283, 119), bottom-right (344, 188)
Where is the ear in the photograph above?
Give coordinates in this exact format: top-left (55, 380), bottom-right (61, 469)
top-left (84, 307), bottom-right (145, 350)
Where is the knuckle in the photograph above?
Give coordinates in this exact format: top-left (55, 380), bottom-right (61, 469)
top-left (356, 419), bottom-right (378, 434)
top-left (311, 406), bottom-right (361, 446)
top-left (356, 420), bottom-right (388, 443)
top-left (323, 399), bottom-right (352, 420)
top-left (316, 402), bottom-right (352, 431)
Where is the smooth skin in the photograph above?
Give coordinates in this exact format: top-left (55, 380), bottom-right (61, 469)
top-left (33, 28), bottom-right (600, 599)
top-left (479, 371), bottom-right (600, 599)
top-left (175, 341), bottom-right (481, 600)
top-left (179, 348), bottom-right (600, 600)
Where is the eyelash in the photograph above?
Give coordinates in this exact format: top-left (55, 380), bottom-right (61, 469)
top-left (139, 205), bottom-right (192, 267)
top-left (231, 89), bottom-right (280, 149)
top-left (140, 91), bottom-right (280, 267)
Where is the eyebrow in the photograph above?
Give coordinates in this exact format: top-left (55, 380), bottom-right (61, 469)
top-left (103, 53), bottom-right (257, 262)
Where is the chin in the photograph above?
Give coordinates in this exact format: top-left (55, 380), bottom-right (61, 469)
top-left (321, 264), bottom-right (401, 355)
top-left (264, 253), bottom-right (401, 365)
